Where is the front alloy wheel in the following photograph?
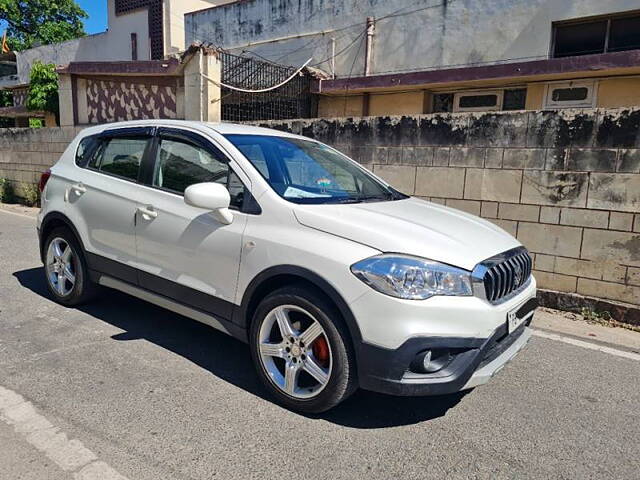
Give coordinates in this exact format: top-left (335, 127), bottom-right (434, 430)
top-left (258, 305), bottom-right (332, 399)
top-left (250, 287), bottom-right (357, 413)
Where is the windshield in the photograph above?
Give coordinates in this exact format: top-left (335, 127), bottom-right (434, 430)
top-left (224, 134), bottom-right (406, 204)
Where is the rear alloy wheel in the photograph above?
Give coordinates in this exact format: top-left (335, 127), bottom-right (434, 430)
top-left (46, 237), bottom-right (77, 297)
top-left (250, 287), bottom-right (357, 413)
top-left (43, 227), bottom-right (98, 306)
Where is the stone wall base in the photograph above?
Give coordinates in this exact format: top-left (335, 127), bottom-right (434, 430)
top-left (538, 289), bottom-right (640, 327)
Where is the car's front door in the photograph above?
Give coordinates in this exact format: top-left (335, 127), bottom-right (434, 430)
top-left (133, 128), bottom-right (250, 321)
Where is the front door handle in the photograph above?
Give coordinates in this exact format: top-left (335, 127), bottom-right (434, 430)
top-left (137, 205), bottom-right (158, 220)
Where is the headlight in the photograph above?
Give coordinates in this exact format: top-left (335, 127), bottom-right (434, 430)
top-left (351, 254), bottom-right (472, 300)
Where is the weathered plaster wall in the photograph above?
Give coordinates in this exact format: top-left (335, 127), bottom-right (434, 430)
top-left (186, 0), bottom-right (640, 77)
top-left (254, 108), bottom-right (640, 311)
top-left (164, 0), bottom-right (231, 56)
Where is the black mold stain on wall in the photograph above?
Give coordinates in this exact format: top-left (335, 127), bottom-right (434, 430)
top-left (596, 110), bottom-right (640, 148)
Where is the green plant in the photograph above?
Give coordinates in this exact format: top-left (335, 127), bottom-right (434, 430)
top-left (0, 178), bottom-right (16, 203)
top-left (27, 61), bottom-right (59, 118)
top-left (29, 118), bottom-right (44, 128)
top-left (21, 182), bottom-right (40, 207)
top-left (581, 307), bottom-right (612, 324)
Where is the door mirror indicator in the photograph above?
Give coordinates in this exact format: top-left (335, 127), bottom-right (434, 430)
top-left (184, 182), bottom-right (233, 225)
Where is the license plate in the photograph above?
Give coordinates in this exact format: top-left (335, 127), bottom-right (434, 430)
top-left (507, 310), bottom-right (526, 333)
top-left (507, 297), bottom-right (538, 333)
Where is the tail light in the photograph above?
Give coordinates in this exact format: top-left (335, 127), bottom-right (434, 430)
top-left (38, 169), bottom-right (52, 193)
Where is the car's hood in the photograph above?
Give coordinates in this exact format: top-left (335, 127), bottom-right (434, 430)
top-left (293, 197), bottom-right (521, 271)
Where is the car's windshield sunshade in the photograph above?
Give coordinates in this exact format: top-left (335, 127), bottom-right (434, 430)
top-left (224, 134), bottom-right (405, 204)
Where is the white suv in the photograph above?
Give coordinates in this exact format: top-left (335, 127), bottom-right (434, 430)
top-left (37, 120), bottom-right (537, 412)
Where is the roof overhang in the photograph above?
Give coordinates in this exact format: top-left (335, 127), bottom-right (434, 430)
top-left (314, 50), bottom-right (640, 95)
top-left (56, 58), bottom-right (183, 77)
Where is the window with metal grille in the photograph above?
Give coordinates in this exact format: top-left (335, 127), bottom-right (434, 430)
top-left (553, 12), bottom-right (640, 58)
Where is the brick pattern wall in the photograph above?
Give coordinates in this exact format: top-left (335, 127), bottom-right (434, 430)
top-left (258, 108), bottom-right (640, 307)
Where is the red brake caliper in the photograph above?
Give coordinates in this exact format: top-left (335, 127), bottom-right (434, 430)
top-left (312, 336), bottom-right (330, 367)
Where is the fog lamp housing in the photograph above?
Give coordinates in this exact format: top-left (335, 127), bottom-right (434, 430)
top-left (410, 349), bottom-right (454, 374)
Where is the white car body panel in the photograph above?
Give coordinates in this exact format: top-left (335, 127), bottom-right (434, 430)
top-left (293, 197), bottom-right (521, 271)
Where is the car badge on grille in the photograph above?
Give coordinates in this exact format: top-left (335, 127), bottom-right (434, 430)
top-left (513, 263), bottom-right (523, 285)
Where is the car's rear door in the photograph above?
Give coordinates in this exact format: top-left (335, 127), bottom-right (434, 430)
top-left (133, 127), bottom-right (251, 321)
top-left (66, 127), bottom-right (154, 283)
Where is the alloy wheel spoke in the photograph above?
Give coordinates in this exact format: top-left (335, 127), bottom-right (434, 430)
top-left (259, 342), bottom-right (285, 359)
top-left (299, 321), bottom-right (323, 346)
top-left (56, 273), bottom-right (66, 295)
top-left (274, 308), bottom-right (296, 339)
top-left (283, 361), bottom-right (300, 395)
top-left (63, 265), bottom-right (76, 285)
top-left (61, 245), bottom-right (72, 263)
top-left (303, 356), bottom-right (329, 386)
top-left (53, 241), bottom-right (64, 259)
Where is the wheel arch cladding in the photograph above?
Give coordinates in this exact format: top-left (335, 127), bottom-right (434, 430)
top-left (40, 212), bottom-right (84, 263)
top-left (236, 266), bottom-right (363, 348)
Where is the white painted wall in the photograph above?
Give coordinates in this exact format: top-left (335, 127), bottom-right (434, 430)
top-left (16, 0), bottom-right (150, 84)
top-left (185, 0), bottom-right (640, 76)
top-left (164, 0), bottom-right (235, 56)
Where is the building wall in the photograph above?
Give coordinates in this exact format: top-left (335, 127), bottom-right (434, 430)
top-left (185, 0), bottom-right (640, 77)
top-left (317, 77), bottom-right (640, 116)
top-left (15, 1), bottom-right (150, 84)
top-left (164, 0), bottom-right (231, 56)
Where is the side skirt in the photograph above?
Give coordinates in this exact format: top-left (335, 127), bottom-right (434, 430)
top-left (97, 275), bottom-right (248, 343)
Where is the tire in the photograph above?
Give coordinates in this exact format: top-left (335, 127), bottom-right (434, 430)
top-left (43, 227), bottom-right (99, 306)
top-left (249, 285), bottom-right (357, 413)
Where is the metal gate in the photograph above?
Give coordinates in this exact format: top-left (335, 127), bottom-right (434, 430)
top-left (219, 51), bottom-right (314, 122)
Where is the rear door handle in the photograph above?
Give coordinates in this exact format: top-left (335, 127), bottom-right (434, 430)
top-left (71, 183), bottom-right (86, 195)
top-left (137, 205), bottom-right (158, 220)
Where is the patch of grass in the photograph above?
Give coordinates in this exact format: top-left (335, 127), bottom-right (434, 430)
top-left (21, 182), bottom-right (40, 207)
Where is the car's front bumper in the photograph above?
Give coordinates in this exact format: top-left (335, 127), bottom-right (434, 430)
top-left (356, 297), bottom-right (537, 396)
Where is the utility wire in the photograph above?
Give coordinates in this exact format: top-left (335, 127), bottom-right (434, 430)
top-left (201, 58), bottom-right (312, 93)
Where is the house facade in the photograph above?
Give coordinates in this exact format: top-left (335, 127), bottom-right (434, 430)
top-left (0, 0), bottom-right (228, 126)
top-left (185, 0), bottom-right (640, 117)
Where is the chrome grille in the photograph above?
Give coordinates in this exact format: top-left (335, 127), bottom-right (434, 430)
top-left (474, 248), bottom-right (532, 303)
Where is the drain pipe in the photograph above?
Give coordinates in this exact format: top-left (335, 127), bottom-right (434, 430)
top-left (364, 16), bottom-right (375, 76)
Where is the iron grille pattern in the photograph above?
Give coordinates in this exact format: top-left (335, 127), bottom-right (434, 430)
top-left (219, 51), bottom-right (313, 122)
top-left (483, 250), bottom-right (532, 303)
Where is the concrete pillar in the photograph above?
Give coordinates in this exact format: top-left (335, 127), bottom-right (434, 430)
top-left (58, 73), bottom-right (74, 126)
top-left (183, 48), bottom-right (221, 123)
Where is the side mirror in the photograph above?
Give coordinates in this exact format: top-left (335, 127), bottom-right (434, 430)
top-left (184, 182), bottom-right (233, 225)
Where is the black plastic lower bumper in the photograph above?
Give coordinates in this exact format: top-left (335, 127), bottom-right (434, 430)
top-left (357, 298), bottom-right (537, 396)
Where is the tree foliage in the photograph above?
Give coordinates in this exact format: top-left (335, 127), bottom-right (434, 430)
top-left (27, 61), bottom-right (58, 115)
top-left (0, 0), bottom-right (87, 51)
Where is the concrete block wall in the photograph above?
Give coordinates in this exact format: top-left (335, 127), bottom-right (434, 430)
top-left (258, 108), bottom-right (640, 308)
top-left (0, 127), bottom-right (79, 197)
top-left (0, 109), bottom-right (638, 310)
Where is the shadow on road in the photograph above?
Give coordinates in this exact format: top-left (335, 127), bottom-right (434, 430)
top-left (14, 266), bottom-right (467, 429)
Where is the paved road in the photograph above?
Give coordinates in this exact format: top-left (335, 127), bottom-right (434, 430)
top-left (0, 208), bottom-right (639, 480)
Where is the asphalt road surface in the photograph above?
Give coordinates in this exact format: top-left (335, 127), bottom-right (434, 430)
top-left (0, 208), bottom-right (639, 480)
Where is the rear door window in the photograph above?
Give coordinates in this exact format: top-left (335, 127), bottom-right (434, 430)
top-left (93, 137), bottom-right (149, 181)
